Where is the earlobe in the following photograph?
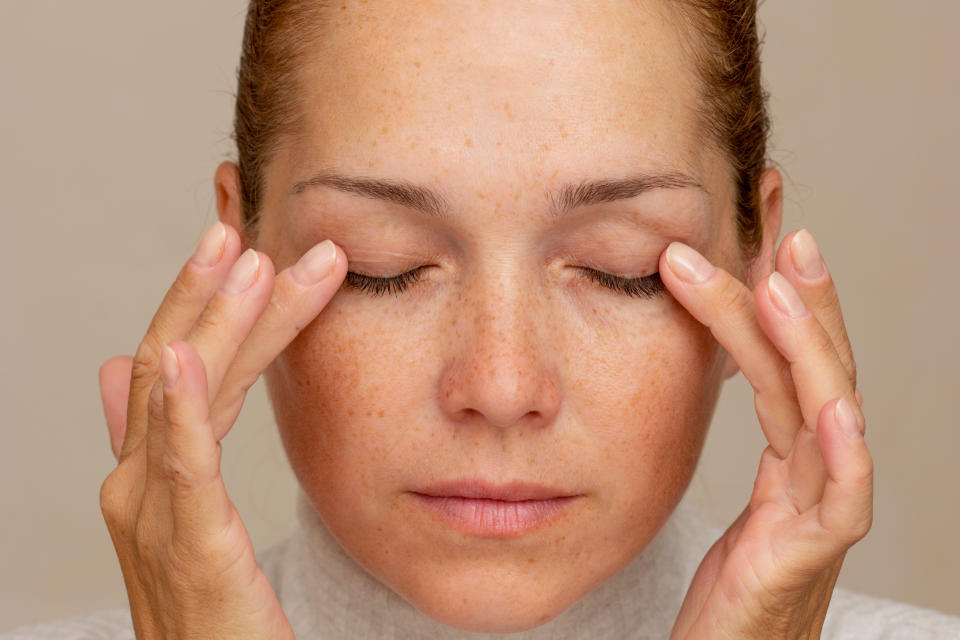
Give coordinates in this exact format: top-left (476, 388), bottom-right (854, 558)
top-left (213, 161), bottom-right (248, 246)
top-left (745, 167), bottom-right (784, 288)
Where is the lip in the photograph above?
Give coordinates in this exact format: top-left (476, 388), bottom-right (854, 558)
top-left (414, 478), bottom-right (577, 501)
top-left (409, 479), bottom-right (583, 537)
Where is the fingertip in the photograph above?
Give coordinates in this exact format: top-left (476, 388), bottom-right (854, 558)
top-left (774, 229), bottom-right (799, 274)
top-left (663, 242), bottom-right (715, 285)
top-left (161, 341), bottom-right (209, 402)
top-left (834, 396), bottom-right (863, 440)
top-left (817, 397), bottom-right (872, 484)
top-left (98, 356), bottom-right (132, 460)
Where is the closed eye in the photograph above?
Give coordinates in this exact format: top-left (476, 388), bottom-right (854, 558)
top-left (342, 266), bottom-right (665, 299)
top-left (342, 266), bottom-right (430, 296)
top-left (575, 267), bottom-right (665, 299)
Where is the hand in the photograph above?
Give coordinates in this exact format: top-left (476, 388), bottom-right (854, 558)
top-left (97, 221), bottom-right (347, 639)
top-left (660, 230), bottom-right (873, 639)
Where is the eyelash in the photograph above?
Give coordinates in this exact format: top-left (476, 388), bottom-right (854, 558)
top-left (343, 266), bottom-right (665, 299)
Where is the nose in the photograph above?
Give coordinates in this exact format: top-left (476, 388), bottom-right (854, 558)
top-left (437, 269), bottom-right (562, 430)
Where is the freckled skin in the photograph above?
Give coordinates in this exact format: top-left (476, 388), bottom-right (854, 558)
top-left (248, 0), bottom-right (750, 634)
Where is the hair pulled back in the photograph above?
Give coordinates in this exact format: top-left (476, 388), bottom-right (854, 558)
top-left (232, 0), bottom-right (770, 257)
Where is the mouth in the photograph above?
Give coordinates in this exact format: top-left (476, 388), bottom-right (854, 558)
top-left (409, 478), bottom-right (583, 537)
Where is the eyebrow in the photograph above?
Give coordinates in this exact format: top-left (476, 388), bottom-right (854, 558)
top-left (291, 170), bottom-right (703, 221)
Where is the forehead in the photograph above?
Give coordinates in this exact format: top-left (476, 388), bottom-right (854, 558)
top-left (286, 0), bottom-right (707, 194)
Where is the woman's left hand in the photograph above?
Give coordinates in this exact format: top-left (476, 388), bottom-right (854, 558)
top-left (660, 229), bottom-right (873, 639)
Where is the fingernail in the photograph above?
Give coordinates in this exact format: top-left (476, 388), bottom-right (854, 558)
top-left (790, 229), bottom-right (825, 280)
top-left (161, 344), bottom-right (180, 389)
top-left (221, 248), bottom-right (260, 294)
top-left (290, 240), bottom-right (338, 286)
top-left (665, 242), bottom-right (715, 283)
top-left (835, 396), bottom-right (862, 439)
top-left (192, 222), bottom-right (227, 268)
top-left (768, 272), bottom-right (807, 318)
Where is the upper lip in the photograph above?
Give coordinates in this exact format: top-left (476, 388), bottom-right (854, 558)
top-left (413, 479), bottom-right (577, 501)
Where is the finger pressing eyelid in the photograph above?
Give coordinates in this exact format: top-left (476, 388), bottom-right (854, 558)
top-left (209, 242), bottom-right (347, 440)
top-left (660, 243), bottom-right (804, 456)
top-left (756, 272), bottom-right (862, 439)
top-left (776, 230), bottom-right (857, 387)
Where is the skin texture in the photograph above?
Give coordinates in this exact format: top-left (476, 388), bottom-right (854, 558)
top-left (252, 1), bottom-right (744, 630)
top-left (97, 1), bottom-right (872, 637)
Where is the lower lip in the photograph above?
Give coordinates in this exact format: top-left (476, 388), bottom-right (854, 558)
top-left (409, 493), bottom-right (580, 537)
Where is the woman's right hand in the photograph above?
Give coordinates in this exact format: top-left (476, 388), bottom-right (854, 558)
top-left (97, 221), bottom-right (347, 639)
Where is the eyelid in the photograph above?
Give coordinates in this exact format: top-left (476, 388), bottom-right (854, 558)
top-left (342, 265), bottom-right (430, 296)
top-left (575, 266), bottom-right (665, 299)
top-left (342, 264), bottom-right (665, 299)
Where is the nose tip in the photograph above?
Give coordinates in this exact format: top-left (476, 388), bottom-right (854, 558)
top-left (437, 294), bottom-right (562, 430)
top-left (440, 357), bottom-right (560, 429)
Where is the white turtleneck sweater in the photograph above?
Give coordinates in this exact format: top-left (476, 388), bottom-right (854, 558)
top-left (4, 490), bottom-right (959, 639)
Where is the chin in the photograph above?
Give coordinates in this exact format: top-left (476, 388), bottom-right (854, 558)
top-left (405, 582), bottom-right (579, 633)
top-left (383, 547), bottom-right (629, 634)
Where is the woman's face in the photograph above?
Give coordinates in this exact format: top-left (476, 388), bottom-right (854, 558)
top-left (244, 0), bottom-right (748, 633)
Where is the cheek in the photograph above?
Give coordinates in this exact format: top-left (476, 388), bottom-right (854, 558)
top-left (570, 298), bottom-right (722, 539)
top-left (264, 296), bottom-right (439, 516)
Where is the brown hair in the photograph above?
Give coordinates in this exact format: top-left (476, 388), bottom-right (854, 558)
top-left (232, 0), bottom-right (770, 257)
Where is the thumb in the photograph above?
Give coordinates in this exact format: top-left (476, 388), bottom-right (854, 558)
top-left (98, 356), bottom-right (133, 459)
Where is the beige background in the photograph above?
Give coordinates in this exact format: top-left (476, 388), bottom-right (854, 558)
top-left (2, 1), bottom-right (958, 632)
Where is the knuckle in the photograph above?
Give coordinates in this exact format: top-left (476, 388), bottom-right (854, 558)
top-left (191, 308), bottom-right (223, 335)
top-left (99, 473), bottom-right (124, 523)
top-left (718, 277), bottom-right (754, 320)
top-left (146, 381), bottom-right (166, 427)
top-left (806, 322), bottom-right (836, 361)
top-left (842, 503), bottom-right (874, 545)
top-left (99, 466), bottom-right (136, 530)
top-left (131, 339), bottom-right (162, 386)
top-left (161, 448), bottom-right (196, 490)
top-left (167, 268), bottom-right (197, 303)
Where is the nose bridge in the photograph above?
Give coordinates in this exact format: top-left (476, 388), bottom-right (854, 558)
top-left (438, 257), bottom-right (561, 429)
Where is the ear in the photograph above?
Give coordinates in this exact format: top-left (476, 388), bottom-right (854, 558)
top-left (745, 167), bottom-right (784, 289)
top-left (723, 167), bottom-right (784, 379)
top-left (214, 161), bottom-right (251, 250)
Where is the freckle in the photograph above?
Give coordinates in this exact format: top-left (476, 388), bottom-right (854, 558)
top-left (465, 137), bottom-right (473, 147)
top-left (528, 556), bottom-right (536, 563)
top-left (540, 143), bottom-right (550, 152)
top-left (377, 409), bottom-right (384, 418)
top-left (414, 60), bottom-right (421, 68)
